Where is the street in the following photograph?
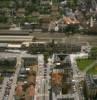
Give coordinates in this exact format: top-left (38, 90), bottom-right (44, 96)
top-left (0, 77), bottom-right (9, 100)
top-left (34, 55), bottom-right (51, 100)
top-left (8, 55), bottom-right (22, 100)
top-left (70, 53), bottom-right (88, 100)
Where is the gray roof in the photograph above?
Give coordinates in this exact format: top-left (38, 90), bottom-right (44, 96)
top-left (0, 43), bottom-right (8, 47)
top-left (85, 75), bottom-right (97, 89)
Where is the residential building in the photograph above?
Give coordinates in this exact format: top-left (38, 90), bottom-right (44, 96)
top-left (51, 54), bottom-right (73, 100)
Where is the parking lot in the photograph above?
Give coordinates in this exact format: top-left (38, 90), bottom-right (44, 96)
top-left (0, 76), bottom-right (13, 100)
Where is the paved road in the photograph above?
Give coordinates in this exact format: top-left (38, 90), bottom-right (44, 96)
top-left (0, 52), bottom-right (37, 58)
top-left (0, 35), bottom-right (33, 42)
top-left (0, 78), bottom-right (9, 100)
top-left (8, 53), bottom-right (22, 100)
top-left (0, 30), bottom-right (30, 35)
top-left (34, 55), bottom-right (51, 100)
top-left (34, 54), bottom-right (44, 100)
top-left (70, 53), bottom-right (88, 100)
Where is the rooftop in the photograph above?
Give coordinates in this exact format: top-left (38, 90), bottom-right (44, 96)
top-left (85, 74), bottom-right (97, 89)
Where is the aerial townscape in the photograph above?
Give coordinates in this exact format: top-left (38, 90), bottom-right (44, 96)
top-left (1, 0), bottom-right (97, 100)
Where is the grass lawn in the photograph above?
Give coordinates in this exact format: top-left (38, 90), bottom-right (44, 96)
top-left (87, 64), bottom-right (97, 75)
top-left (76, 59), bottom-right (95, 71)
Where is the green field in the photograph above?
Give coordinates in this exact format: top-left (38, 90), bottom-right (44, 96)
top-left (87, 64), bottom-right (97, 75)
top-left (76, 59), bottom-right (95, 71)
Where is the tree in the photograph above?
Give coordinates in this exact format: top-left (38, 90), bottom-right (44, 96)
top-left (44, 52), bottom-right (49, 63)
top-left (0, 16), bottom-right (8, 23)
top-left (67, 0), bottom-right (78, 8)
top-left (89, 47), bottom-right (97, 59)
top-left (4, 59), bottom-right (10, 66)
